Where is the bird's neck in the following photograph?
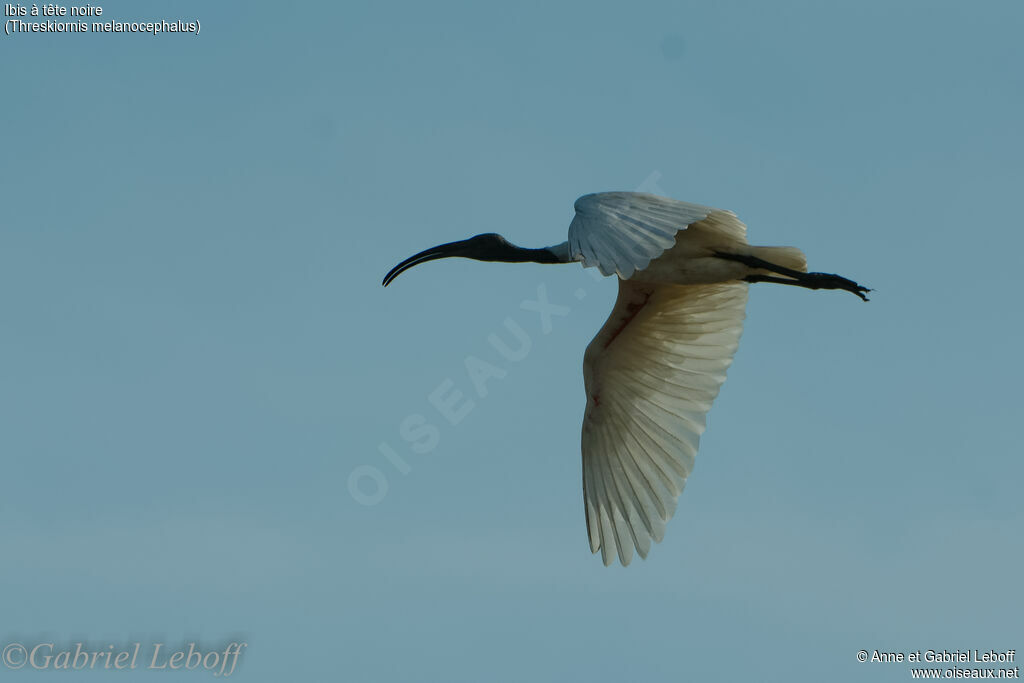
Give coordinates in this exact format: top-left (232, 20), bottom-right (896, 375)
top-left (488, 241), bottom-right (570, 264)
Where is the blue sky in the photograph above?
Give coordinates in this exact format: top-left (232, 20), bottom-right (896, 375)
top-left (2, 1), bottom-right (1022, 681)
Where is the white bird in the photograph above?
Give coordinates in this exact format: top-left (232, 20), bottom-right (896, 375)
top-left (383, 192), bottom-right (868, 566)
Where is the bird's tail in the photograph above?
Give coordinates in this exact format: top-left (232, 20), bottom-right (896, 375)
top-left (749, 246), bottom-right (807, 273)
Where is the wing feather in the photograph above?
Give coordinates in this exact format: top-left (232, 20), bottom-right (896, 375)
top-left (569, 192), bottom-right (748, 278)
top-left (581, 280), bottom-right (748, 566)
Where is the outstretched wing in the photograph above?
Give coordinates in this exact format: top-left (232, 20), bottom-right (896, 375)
top-left (569, 192), bottom-right (748, 279)
top-left (581, 280), bottom-right (748, 566)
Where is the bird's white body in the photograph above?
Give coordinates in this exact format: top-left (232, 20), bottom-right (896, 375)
top-left (632, 233), bottom-right (808, 286)
top-left (630, 228), bottom-right (759, 286)
top-left (384, 191), bottom-right (866, 567)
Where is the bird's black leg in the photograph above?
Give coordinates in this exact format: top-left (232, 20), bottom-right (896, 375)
top-left (743, 273), bottom-right (871, 301)
top-left (715, 252), bottom-right (871, 302)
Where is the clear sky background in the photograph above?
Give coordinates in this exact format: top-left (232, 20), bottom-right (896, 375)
top-left (2, 1), bottom-right (1022, 681)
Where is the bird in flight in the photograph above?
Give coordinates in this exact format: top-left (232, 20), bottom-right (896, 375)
top-left (383, 192), bottom-right (869, 566)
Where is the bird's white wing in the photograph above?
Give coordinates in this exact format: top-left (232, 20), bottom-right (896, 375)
top-left (569, 192), bottom-right (748, 278)
top-left (581, 280), bottom-right (748, 566)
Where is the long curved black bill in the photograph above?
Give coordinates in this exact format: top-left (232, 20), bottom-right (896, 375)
top-left (382, 239), bottom-right (472, 287)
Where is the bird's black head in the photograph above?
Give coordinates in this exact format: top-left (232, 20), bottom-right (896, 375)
top-left (462, 233), bottom-right (517, 258)
top-left (469, 233), bottom-right (506, 244)
top-left (382, 232), bottom-right (552, 286)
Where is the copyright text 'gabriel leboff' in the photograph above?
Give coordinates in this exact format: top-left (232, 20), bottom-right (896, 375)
top-left (3, 641), bottom-right (246, 676)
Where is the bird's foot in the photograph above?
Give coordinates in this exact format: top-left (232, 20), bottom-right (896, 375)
top-left (803, 272), bottom-right (871, 301)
